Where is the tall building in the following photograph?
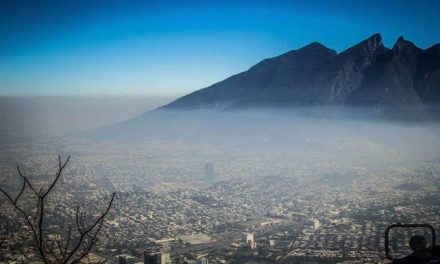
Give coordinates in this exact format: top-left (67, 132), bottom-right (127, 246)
top-left (160, 243), bottom-right (172, 264)
top-left (204, 162), bottom-right (214, 180)
top-left (245, 233), bottom-right (257, 251)
top-left (246, 233), bottom-right (254, 244)
top-left (313, 219), bottom-right (321, 230)
top-left (144, 250), bottom-right (161, 264)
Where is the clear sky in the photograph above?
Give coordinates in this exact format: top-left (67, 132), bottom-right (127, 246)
top-left (1, 0), bottom-right (439, 96)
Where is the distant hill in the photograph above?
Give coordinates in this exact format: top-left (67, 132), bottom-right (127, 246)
top-left (162, 33), bottom-right (440, 110)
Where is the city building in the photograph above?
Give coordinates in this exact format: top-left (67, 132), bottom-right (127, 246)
top-left (160, 243), bottom-right (172, 264)
top-left (144, 250), bottom-right (161, 264)
top-left (197, 257), bottom-right (209, 264)
top-left (313, 219), bottom-right (321, 230)
top-left (204, 163), bottom-right (214, 180)
top-left (119, 254), bottom-right (136, 264)
top-left (245, 233), bottom-right (257, 251)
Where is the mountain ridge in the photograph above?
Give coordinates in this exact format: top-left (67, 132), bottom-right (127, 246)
top-left (162, 33), bottom-right (440, 110)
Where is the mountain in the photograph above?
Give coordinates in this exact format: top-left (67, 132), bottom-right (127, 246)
top-left (163, 33), bottom-right (440, 110)
top-left (88, 34), bottom-right (440, 142)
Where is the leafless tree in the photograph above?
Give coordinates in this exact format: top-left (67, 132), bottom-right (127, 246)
top-left (0, 155), bottom-right (115, 263)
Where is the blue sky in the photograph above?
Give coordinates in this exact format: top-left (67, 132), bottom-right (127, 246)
top-left (1, 0), bottom-right (439, 96)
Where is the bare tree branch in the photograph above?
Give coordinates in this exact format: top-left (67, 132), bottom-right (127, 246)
top-left (0, 183), bottom-right (43, 260)
top-left (62, 227), bottom-right (72, 260)
top-left (33, 198), bottom-right (41, 224)
top-left (13, 178), bottom-right (26, 204)
top-left (42, 156), bottom-right (70, 199)
top-left (16, 166), bottom-right (39, 196)
top-left (65, 193), bottom-right (115, 263)
top-left (0, 155), bottom-right (115, 264)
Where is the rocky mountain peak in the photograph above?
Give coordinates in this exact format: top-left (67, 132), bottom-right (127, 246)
top-left (393, 36), bottom-right (420, 56)
top-left (300, 41), bottom-right (330, 51)
top-left (161, 33), bottom-right (440, 110)
top-left (364, 33), bottom-right (384, 52)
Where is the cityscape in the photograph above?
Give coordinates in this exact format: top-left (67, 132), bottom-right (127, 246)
top-left (1, 135), bottom-right (439, 263)
top-left (1, 1), bottom-right (440, 263)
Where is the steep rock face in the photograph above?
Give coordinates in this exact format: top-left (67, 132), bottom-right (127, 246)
top-left (318, 33), bottom-right (389, 104)
top-left (414, 43), bottom-right (440, 103)
top-left (163, 33), bottom-right (440, 111)
top-left (347, 37), bottom-right (423, 106)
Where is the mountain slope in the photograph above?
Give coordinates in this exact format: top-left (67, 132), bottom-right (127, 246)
top-left (165, 41), bottom-right (338, 109)
top-left (163, 33), bottom-right (440, 110)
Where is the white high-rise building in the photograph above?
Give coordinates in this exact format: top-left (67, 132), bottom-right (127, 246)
top-left (313, 219), bottom-right (321, 230)
top-left (245, 233), bottom-right (257, 250)
top-left (160, 243), bottom-right (172, 264)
